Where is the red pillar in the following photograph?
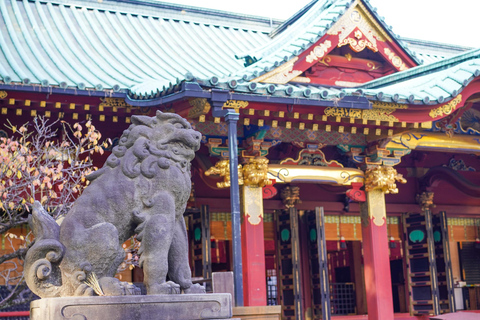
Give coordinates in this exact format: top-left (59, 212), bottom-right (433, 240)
top-left (361, 189), bottom-right (394, 320)
top-left (241, 185), bottom-right (267, 306)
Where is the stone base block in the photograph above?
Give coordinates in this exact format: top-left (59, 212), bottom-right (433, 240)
top-left (30, 293), bottom-right (233, 320)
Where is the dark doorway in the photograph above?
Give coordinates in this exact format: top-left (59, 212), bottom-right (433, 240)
top-left (391, 259), bottom-right (406, 313)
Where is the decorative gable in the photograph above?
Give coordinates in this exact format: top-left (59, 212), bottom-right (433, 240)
top-left (252, 0), bottom-right (418, 86)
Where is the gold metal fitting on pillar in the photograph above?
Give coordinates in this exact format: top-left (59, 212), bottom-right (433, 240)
top-left (280, 185), bottom-right (301, 209)
top-left (416, 191), bottom-right (435, 212)
top-left (364, 165), bottom-right (407, 194)
top-left (242, 157), bottom-right (272, 188)
top-left (205, 159), bottom-right (244, 188)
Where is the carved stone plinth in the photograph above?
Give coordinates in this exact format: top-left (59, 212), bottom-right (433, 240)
top-left (30, 293), bottom-right (233, 320)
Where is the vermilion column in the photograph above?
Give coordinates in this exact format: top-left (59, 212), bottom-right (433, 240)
top-left (241, 184), bottom-right (267, 306)
top-left (361, 165), bottom-right (404, 320)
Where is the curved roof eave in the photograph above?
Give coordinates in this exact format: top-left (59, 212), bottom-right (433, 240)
top-left (345, 48), bottom-right (480, 105)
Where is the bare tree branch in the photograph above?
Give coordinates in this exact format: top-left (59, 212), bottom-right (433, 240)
top-left (0, 116), bottom-right (110, 310)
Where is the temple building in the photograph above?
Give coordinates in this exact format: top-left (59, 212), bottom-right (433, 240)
top-left (1, 0), bottom-right (480, 319)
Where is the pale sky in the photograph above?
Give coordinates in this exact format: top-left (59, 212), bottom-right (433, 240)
top-left (167, 0), bottom-right (480, 48)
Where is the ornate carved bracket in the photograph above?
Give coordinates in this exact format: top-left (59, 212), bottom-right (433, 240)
top-left (242, 157), bottom-right (272, 188)
top-left (205, 157), bottom-right (272, 189)
top-left (205, 137), bottom-right (270, 158)
top-left (281, 146), bottom-right (343, 167)
top-left (416, 191), bottom-right (435, 212)
top-left (205, 159), bottom-right (243, 188)
top-left (420, 166), bottom-right (480, 198)
top-left (364, 166), bottom-right (407, 194)
top-left (342, 144), bottom-right (411, 166)
top-left (281, 185), bottom-right (301, 209)
top-left (346, 182), bottom-right (366, 202)
top-left (241, 135), bottom-right (272, 158)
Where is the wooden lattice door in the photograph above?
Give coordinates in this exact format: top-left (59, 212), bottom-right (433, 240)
top-left (306, 208), bottom-right (331, 320)
top-left (276, 208), bottom-right (303, 320)
top-left (403, 211), bottom-right (454, 315)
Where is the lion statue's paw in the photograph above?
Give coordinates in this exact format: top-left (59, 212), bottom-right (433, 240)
top-left (183, 283), bottom-right (206, 294)
top-left (98, 277), bottom-right (141, 296)
top-left (74, 283), bottom-right (95, 296)
top-left (149, 281), bottom-right (181, 295)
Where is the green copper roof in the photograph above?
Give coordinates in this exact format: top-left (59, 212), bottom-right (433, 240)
top-left (1, 0), bottom-right (478, 106)
top-left (0, 0), bottom-right (274, 92)
top-left (404, 38), bottom-right (472, 65)
top-left (344, 48), bottom-right (480, 105)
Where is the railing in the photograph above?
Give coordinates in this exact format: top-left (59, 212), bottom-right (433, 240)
top-left (0, 311), bottom-right (29, 319)
top-left (330, 282), bottom-right (356, 315)
top-left (0, 286), bottom-right (33, 319)
top-left (266, 275), bottom-right (278, 306)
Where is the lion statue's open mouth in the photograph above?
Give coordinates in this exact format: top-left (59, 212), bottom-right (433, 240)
top-left (25, 111), bottom-right (205, 297)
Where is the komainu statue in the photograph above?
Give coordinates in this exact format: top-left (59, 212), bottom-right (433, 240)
top-left (25, 111), bottom-right (205, 297)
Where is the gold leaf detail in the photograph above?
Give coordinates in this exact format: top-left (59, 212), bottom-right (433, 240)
top-left (205, 160), bottom-right (244, 188)
top-left (223, 100), bottom-right (249, 112)
top-left (324, 107), bottom-right (362, 119)
top-left (364, 166), bottom-right (406, 194)
top-left (372, 101), bottom-right (408, 110)
top-left (99, 98), bottom-right (131, 109)
top-left (188, 98), bottom-right (211, 118)
top-left (280, 185), bottom-right (301, 209)
top-left (306, 40), bottom-right (332, 64)
top-left (242, 157), bottom-right (272, 188)
top-left (429, 95), bottom-right (462, 118)
top-left (0, 91), bottom-right (7, 99)
top-left (328, 2), bottom-right (391, 48)
top-left (324, 106), bottom-right (400, 122)
top-left (362, 107), bottom-right (399, 122)
top-left (384, 48), bottom-right (408, 71)
top-left (252, 57), bottom-right (299, 84)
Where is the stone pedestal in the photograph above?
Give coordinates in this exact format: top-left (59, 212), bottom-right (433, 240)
top-left (30, 293), bottom-right (233, 320)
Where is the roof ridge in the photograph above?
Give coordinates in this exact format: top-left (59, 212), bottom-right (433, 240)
top-left (35, 0), bottom-right (282, 31)
top-left (359, 48), bottom-right (480, 89)
top-left (232, 0), bottom-right (352, 78)
top-left (360, 0), bottom-right (421, 66)
top-left (269, 0), bottom-right (320, 38)
top-left (403, 37), bottom-right (473, 52)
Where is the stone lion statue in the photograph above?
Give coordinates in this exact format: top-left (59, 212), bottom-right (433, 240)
top-left (25, 111), bottom-right (205, 297)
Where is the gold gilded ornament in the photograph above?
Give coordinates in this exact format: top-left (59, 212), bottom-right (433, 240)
top-left (251, 57), bottom-right (301, 84)
top-left (280, 185), bottom-right (301, 209)
top-left (243, 187), bottom-right (263, 225)
top-left (324, 107), bottom-right (362, 119)
top-left (364, 166), bottom-right (406, 194)
top-left (324, 105), bottom-right (400, 122)
top-left (205, 159), bottom-right (244, 188)
top-left (429, 95), bottom-right (462, 118)
top-left (0, 91), bottom-right (7, 99)
top-left (384, 48), bottom-right (408, 71)
top-left (242, 157), bottom-right (272, 188)
top-left (99, 98), bottom-right (131, 109)
top-left (188, 98), bottom-right (211, 118)
top-left (223, 100), bottom-right (249, 113)
top-left (416, 192), bottom-right (435, 212)
top-left (306, 40), bottom-right (332, 64)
